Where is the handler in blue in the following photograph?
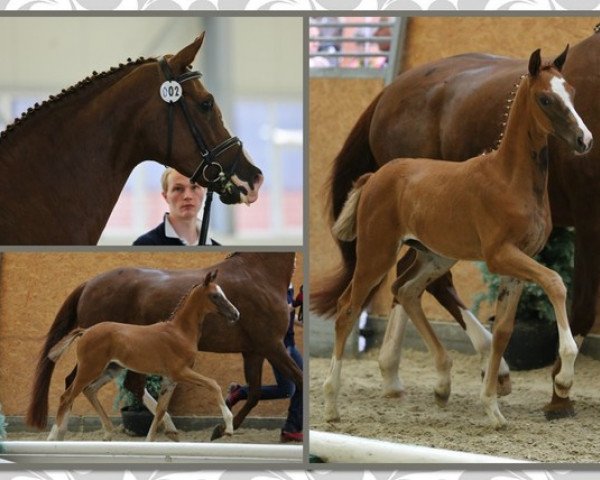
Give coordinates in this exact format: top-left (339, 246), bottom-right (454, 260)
top-left (133, 167), bottom-right (207, 246)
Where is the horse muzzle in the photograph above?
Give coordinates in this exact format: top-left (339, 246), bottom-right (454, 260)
top-left (574, 131), bottom-right (593, 155)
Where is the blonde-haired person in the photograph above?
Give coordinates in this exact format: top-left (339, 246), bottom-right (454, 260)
top-left (133, 168), bottom-right (217, 246)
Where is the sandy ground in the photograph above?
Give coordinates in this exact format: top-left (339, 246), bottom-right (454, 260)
top-left (6, 425), bottom-right (287, 444)
top-left (310, 348), bottom-right (600, 463)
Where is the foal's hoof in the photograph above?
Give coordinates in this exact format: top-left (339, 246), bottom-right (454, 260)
top-left (543, 399), bottom-right (576, 420)
top-left (497, 374), bottom-right (512, 397)
top-left (434, 390), bottom-right (450, 407)
top-left (165, 430), bottom-right (180, 442)
top-left (211, 424), bottom-right (226, 441)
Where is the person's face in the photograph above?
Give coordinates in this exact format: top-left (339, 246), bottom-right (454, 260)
top-left (162, 171), bottom-right (205, 220)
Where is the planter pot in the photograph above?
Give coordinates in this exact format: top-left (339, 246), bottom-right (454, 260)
top-left (491, 316), bottom-right (559, 371)
top-left (121, 406), bottom-right (154, 436)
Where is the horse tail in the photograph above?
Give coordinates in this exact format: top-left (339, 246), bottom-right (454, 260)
top-left (47, 328), bottom-right (85, 362)
top-left (26, 283), bottom-right (86, 430)
top-left (312, 92), bottom-right (383, 317)
top-left (328, 91), bottom-right (382, 223)
top-left (332, 173), bottom-right (372, 242)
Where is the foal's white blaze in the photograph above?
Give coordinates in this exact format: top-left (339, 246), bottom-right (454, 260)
top-left (550, 76), bottom-right (593, 150)
top-left (215, 284), bottom-right (240, 318)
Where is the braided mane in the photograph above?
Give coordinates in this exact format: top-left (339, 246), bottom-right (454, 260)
top-left (0, 56), bottom-right (155, 140)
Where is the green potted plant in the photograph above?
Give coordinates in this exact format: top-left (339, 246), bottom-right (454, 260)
top-left (474, 227), bottom-right (574, 370)
top-left (115, 371), bottom-right (163, 436)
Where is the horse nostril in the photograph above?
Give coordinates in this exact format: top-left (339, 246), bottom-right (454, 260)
top-left (253, 173), bottom-right (264, 190)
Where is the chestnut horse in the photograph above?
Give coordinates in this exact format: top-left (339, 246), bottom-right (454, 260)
top-left (312, 26), bottom-right (600, 420)
top-left (46, 271), bottom-right (239, 442)
top-left (26, 252), bottom-right (302, 440)
top-left (0, 32), bottom-right (263, 245)
top-left (323, 48), bottom-right (592, 428)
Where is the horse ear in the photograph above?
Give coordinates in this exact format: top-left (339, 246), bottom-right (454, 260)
top-left (169, 32), bottom-right (205, 72)
top-left (528, 48), bottom-right (542, 77)
top-left (553, 44), bottom-right (569, 72)
top-left (203, 270), bottom-right (212, 287)
top-left (211, 269), bottom-right (218, 282)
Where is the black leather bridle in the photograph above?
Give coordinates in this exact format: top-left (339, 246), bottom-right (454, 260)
top-left (158, 57), bottom-right (242, 245)
top-left (158, 57), bottom-right (243, 190)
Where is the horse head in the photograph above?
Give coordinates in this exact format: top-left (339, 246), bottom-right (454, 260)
top-left (156, 33), bottom-right (264, 205)
top-left (202, 269), bottom-right (240, 324)
top-left (527, 46), bottom-right (593, 156)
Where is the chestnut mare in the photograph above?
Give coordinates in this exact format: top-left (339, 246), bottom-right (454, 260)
top-left (46, 271), bottom-right (239, 442)
top-left (0, 32), bottom-right (263, 245)
top-left (27, 252), bottom-right (302, 440)
top-left (312, 27), bottom-right (600, 420)
top-left (323, 48), bottom-right (592, 428)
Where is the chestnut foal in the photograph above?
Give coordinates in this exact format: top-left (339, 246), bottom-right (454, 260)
top-left (46, 270), bottom-right (240, 441)
top-left (325, 47), bottom-right (592, 428)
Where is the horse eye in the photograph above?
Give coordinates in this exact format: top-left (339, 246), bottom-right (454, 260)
top-left (539, 95), bottom-right (551, 107)
top-left (200, 99), bottom-right (214, 112)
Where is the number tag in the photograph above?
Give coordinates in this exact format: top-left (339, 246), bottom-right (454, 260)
top-left (160, 81), bottom-right (183, 103)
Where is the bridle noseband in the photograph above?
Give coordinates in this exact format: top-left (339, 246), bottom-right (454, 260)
top-left (158, 57), bottom-right (242, 192)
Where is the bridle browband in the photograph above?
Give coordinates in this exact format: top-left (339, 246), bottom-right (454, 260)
top-left (158, 57), bottom-right (242, 190)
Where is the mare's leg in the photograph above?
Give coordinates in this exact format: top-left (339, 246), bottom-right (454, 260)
top-left (323, 236), bottom-right (399, 422)
top-left (480, 276), bottom-right (523, 428)
top-left (146, 379), bottom-right (177, 442)
top-left (211, 353), bottom-right (264, 441)
top-left (394, 251), bottom-right (457, 406)
top-left (174, 367), bottom-right (234, 435)
top-left (487, 245), bottom-right (578, 399)
top-left (82, 366), bottom-right (122, 441)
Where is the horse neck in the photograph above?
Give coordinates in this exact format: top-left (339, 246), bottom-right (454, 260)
top-left (0, 63), bottom-right (153, 244)
top-left (170, 287), bottom-right (210, 343)
top-left (495, 77), bottom-right (549, 195)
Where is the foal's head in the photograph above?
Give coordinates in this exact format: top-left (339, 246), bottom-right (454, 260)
top-left (526, 46), bottom-right (593, 155)
top-left (193, 270), bottom-right (240, 324)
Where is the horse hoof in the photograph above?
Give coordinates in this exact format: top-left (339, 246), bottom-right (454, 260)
top-left (554, 380), bottom-right (572, 399)
top-left (211, 424), bottom-right (225, 441)
top-left (497, 374), bottom-right (512, 397)
top-left (434, 390), bottom-right (450, 407)
top-left (543, 399), bottom-right (576, 420)
top-left (382, 389), bottom-right (405, 399)
top-left (165, 430), bottom-right (180, 442)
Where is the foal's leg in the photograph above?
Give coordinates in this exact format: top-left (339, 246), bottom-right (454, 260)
top-left (48, 364), bottom-right (105, 441)
top-left (426, 274), bottom-right (512, 396)
top-left (211, 353), bottom-right (265, 441)
top-left (175, 367), bottom-right (234, 435)
top-left (394, 252), bottom-right (457, 406)
top-left (82, 366), bottom-right (122, 441)
top-left (488, 245), bottom-right (578, 398)
top-left (323, 239), bottom-right (398, 422)
top-left (146, 379), bottom-right (177, 442)
top-left (480, 276), bottom-right (523, 428)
